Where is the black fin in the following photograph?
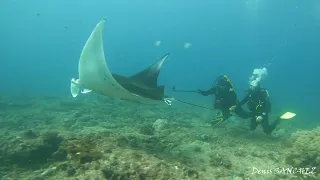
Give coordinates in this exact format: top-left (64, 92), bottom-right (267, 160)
top-left (112, 74), bottom-right (165, 100)
top-left (129, 53), bottom-right (170, 88)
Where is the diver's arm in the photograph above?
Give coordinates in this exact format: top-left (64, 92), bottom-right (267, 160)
top-left (198, 87), bottom-right (216, 96)
top-left (225, 92), bottom-right (237, 112)
top-left (256, 92), bottom-right (271, 117)
top-left (255, 106), bottom-right (269, 121)
top-left (227, 91), bottom-right (238, 110)
top-left (230, 91), bottom-right (237, 106)
top-left (238, 95), bottom-right (249, 106)
top-left (261, 98), bottom-right (271, 114)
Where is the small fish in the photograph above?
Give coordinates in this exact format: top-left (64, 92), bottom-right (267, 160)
top-left (184, 42), bottom-right (191, 49)
top-left (154, 40), bottom-right (161, 46)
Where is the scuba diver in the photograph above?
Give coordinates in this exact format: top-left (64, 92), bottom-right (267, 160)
top-left (236, 83), bottom-right (281, 135)
top-left (197, 75), bottom-right (237, 126)
top-left (172, 75), bottom-right (295, 130)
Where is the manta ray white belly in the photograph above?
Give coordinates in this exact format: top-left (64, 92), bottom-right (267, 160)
top-left (70, 20), bottom-right (160, 103)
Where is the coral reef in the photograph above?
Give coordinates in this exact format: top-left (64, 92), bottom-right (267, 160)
top-left (284, 127), bottom-right (320, 179)
top-left (0, 95), bottom-right (317, 180)
top-left (0, 130), bottom-right (63, 173)
top-left (58, 134), bottom-right (104, 164)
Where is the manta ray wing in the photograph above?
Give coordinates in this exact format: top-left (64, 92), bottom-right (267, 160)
top-left (129, 53), bottom-right (169, 88)
top-left (112, 74), bottom-right (165, 100)
top-left (70, 19), bottom-right (168, 104)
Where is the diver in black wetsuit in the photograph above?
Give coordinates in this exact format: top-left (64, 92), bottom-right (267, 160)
top-left (236, 84), bottom-right (281, 134)
top-left (197, 75), bottom-right (237, 126)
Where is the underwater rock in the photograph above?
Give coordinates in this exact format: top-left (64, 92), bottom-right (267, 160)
top-left (58, 136), bottom-right (103, 164)
top-left (66, 166), bottom-right (76, 176)
top-left (0, 131), bottom-right (64, 169)
top-left (23, 129), bottom-right (39, 139)
top-left (139, 109), bottom-right (156, 119)
top-left (139, 124), bottom-right (155, 135)
top-left (152, 119), bottom-right (168, 132)
top-left (52, 149), bottom-right (68, 161)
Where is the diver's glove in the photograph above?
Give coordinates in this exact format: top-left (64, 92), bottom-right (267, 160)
top-left (197, 89), bottom-right (206, 96)
top-left (256, 116), bottom-right (263, 122)
top-left (229, 105), bottom-right (236, 112)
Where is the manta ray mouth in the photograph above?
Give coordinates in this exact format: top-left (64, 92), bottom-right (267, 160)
top-left (70, 19), bottom-right (170, 104)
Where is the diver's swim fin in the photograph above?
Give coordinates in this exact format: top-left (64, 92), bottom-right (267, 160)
top-left (280, 112), bottom-right (296, 120)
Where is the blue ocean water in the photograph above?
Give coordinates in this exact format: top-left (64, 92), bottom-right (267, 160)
top-left (0, 0), bottom-right (319, 122)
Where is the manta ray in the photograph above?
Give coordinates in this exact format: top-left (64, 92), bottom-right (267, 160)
top-left (70, 19), bottom-right (172, 105)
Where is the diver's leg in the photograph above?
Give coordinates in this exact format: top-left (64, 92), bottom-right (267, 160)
top-left (250, 117), bottom-right (258, 130)
top-left (235, 105), bottom-right (253, 119)
top-left (263, 116), bottom-right (281, 134)
top-left (260, 115), bottom-right (279, 134)
top-left (222, 108), bottom-right (231, 120)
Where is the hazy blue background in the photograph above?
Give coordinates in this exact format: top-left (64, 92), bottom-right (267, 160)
top-left (0, 0), bottom-right (319, 122)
